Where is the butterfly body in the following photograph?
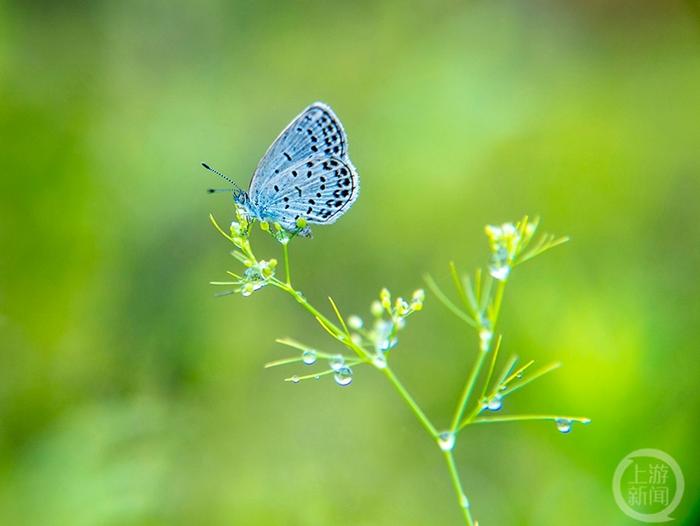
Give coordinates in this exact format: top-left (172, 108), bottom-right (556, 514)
top-left (232, 102), bottom-right (359, 234)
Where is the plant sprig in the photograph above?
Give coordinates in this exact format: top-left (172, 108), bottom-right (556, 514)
top-left (211, 211), bottom-right (589, 525)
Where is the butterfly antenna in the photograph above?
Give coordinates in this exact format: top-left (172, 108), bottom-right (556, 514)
top-left (201, 162), bottom-right (244, 193)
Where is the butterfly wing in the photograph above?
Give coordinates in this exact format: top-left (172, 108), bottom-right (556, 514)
top-left (256, 155), bottom-right (359, 230)
top-left (248, 102), bottom-right (348, 203)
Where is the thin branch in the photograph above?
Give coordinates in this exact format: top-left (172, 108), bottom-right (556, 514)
top-left (424, 274), bottom-right (477, 327)
top-left (501, 362), bottom-right (561, 396)
top-left (209, 213), bottom-right (234, 242)
top-left (470, 414), bottom-right (591, 425)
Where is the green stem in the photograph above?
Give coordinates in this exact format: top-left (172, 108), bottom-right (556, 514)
top-left (443, 450), bottom-right (474, 526)
top-left (478, 334), bottom-right (502, 405)
top-left (265, 349), bottom-right (353, 368)
top-left (501, 362), bottom-right (560, 397)
top-left (381, 366), bottom-right (438, 438)
top-left (488, 279), bottom-right (507, 326)
top-left (450, 279), bottom-right (507, 433)
top-left (284, 358), bottom-right (365, 382)
top-left (470, 414), bottom-right (591, 426)
top-left (450, 349), bottom-right (489, 433)
top-left (425, 275), bottom-right (477, 328)
top-left (272, 279), bottom-right (369, 363)
top-left (274, 281), bottom-right (340, 334)
top-left (282, 242), bottom-right (291, 285)
top-left (459, 354), bottom-right (520, 429)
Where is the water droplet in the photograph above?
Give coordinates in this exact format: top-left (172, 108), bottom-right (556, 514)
top-left (334, 366), bottom-right (353, 386)
top-left (479, 328), bottom-right (493, 352)
top-left (460, 494), bottom-right (470, 509)
top-left (275, 229), bottom-right (291, 245)
top-left (489, 265), bottom-right (510, 281)
top-left (555, 418), bottom-right (572, 434)
top-left (314, 375), bottom-right (320, 380)
top-left (290, 375), bottom-right (300, 384)
top-left (516, 372), bottom-right (523, 379)
top-left (329, 355), bottom-right (345, 371)
top-left (487, 395), bottom-right (503, 411)
top-left (302, 350), bottom-right (317, 365)
top-left (372, 352), bottom-right (387, 369)
top-left (437, 431), bottom-right (455, 451)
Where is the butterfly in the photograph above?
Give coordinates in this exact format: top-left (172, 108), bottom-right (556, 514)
top-left (203, 102), bottom-right (359, 236)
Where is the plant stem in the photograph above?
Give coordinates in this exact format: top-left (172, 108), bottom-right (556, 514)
top-left (450, 349), bottom-right (488, 433)
top-left (216, 214), bottom-right (585, 526)
top-left (450, 279), bottom-right (507, 433)
top-left (443, 450), bottom-right (474, 526)
top-left (471, 414), bottom-right (591, 425)
top-left (284, 358), bottom-right (365, 382)
top-left (489, 280), bottom-right (506, 325)
top-left (425, 275), bottom-right (477, 328)
top-left (272, 280), bottom-right (370, 362)
top-left (282, 242), bottom-right (291, 285)
top-left (381, 366), bottom-right (438, 438)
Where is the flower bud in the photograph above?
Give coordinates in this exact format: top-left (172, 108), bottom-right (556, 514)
top-left (395, 298), bottom-right (409, 316)
top-left (348, 315), bottom-right (363, 330)
top-left (380, 288), bottom-right (391, 310)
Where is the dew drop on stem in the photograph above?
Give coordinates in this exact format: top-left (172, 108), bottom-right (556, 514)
top-left (334, 366), bottom-right (353, 386)
top-left (329, 355), bottom-right (345, 371)
top-left (437, 431), bottom-right (455, 451)
top-left (487, 395), bottom-right (503, 411)
top-left (302, 350), bottom-right (317, 365)
top-left (555, 418), bottom-right (572, 434)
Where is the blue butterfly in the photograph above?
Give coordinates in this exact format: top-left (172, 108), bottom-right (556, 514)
top-left (204, 102), bottom-right (359, 236)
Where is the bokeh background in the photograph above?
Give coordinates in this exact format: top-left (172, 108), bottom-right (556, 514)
top-left (1, 1), bottom-right (699, 524)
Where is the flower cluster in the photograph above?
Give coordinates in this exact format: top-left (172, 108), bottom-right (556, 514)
top-left (484, 217), bottom-right (567, 282)
top-left (344, 288), bottom-right (425, 368)
top-left (484, 222), bottom-right (526, 281)
top-left (238, 259), bottom-right (277, 296)
top-left (209, 205), bottom-right (279, 297)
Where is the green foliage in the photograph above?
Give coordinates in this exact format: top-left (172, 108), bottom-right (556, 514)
top-left (212, 210), bottom-right (589, 525)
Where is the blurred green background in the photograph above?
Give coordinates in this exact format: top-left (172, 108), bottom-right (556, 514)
top-left (1, 0), bottom-right (699, 524)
